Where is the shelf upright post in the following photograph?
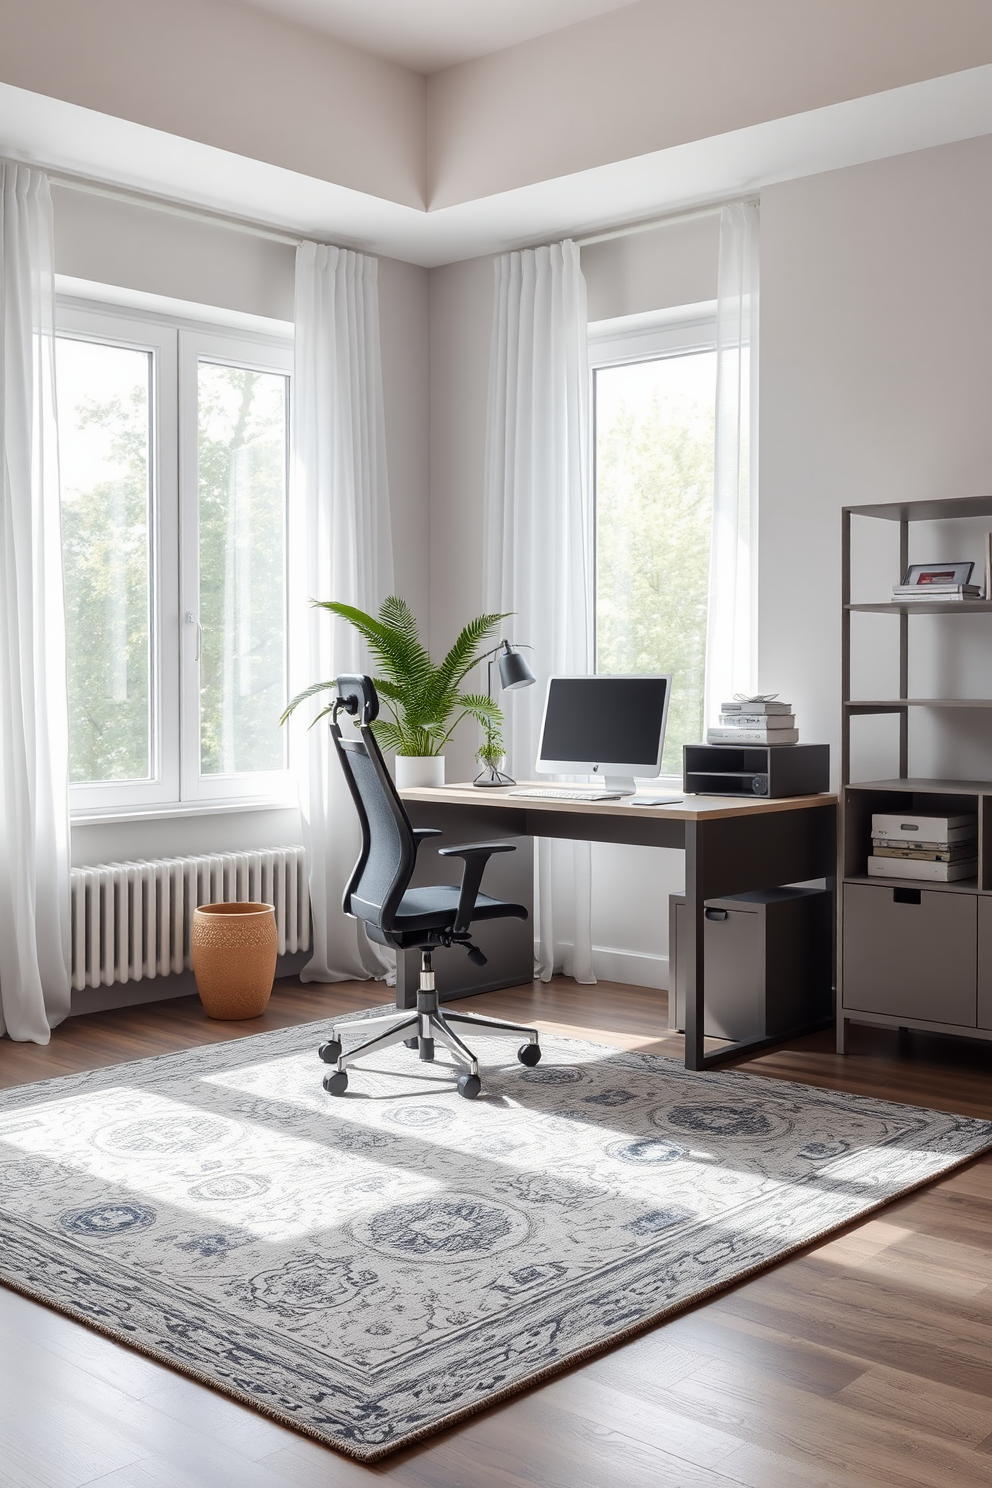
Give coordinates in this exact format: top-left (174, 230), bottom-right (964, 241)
top-left (841, 508), bottom-right (852, 786)
top-left (838, 507), bottom-right (852, 1054)
top-left (898, 518), bottom-right (909, 778)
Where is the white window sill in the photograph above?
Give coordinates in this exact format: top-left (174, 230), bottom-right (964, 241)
top-left (70, 797), bottom-right (299, 827)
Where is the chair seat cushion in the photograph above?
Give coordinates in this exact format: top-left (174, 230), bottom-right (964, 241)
top-left (393, 884), bottom-right (527, 932)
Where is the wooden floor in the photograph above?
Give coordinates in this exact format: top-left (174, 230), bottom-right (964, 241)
top-left (3, 977), bottom-right (992, 1488)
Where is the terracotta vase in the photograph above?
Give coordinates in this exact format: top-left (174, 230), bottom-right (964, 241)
top-left (192, 902), bottom-right (278, 1020)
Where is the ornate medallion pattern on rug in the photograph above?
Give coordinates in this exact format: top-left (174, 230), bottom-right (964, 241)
top-left (0, 1020), bottom-right (989, 1461)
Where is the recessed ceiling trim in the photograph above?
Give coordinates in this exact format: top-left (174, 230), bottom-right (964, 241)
top-left (3, 64), bottom-right (992, 268)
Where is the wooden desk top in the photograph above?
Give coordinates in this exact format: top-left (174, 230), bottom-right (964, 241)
top-left (399, 782), bottom-right (837, 823)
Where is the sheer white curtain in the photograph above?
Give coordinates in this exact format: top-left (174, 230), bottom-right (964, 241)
top-left (289, 243), bottom-right (394, 981)
top-left (705, 200), bottom-right (759, 722)
top-left (483, 240), bottom-right (596, 983)
top-left (0, 163), bottom-right (71, 1043)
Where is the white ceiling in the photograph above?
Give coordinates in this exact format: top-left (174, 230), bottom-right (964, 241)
top-left (233, 0), bottom-right (641, 73)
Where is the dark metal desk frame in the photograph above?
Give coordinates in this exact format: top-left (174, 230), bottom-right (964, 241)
top-left (397, 786), bottom-right (837, 1072)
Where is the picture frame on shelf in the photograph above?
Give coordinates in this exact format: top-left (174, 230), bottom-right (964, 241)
top-left (901, 560), bottom-right (974, 587)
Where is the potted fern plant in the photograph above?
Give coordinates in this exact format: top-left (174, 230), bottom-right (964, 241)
top-left (282, 596), bottom-right (508, 786)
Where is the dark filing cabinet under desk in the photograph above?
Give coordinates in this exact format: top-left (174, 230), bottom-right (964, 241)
top-left (670, 885), bottom-right (833, 1041)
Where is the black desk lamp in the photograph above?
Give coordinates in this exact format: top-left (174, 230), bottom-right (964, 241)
top-left (474, 640), bottom-right (535, 787)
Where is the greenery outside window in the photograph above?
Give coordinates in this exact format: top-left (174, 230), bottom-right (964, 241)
top-left (590, 307), bottom-right (718, 779)
top-left (56, 302), bottom-right (292, 815)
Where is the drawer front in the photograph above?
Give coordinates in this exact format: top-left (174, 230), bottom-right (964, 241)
top-left (978, 898), bottom-right (992, 1031)
top-left (843, 883), bottom-right (977, 1026)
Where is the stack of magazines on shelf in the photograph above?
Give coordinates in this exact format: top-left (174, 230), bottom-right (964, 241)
top-left (707, 695), bottom-right (798, 746)
top-left (867, 812), bottom-right (978, 883)
top-left (891, 560), bottom-right (982, 603)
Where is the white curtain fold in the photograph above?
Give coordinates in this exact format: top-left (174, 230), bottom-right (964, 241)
top-left (483, 240), bottom-right (596, 983)
top-left (705, 200), bottom-right (760, 723)
top-left (0, 162), bottom-right (71, 1043)
top-left (289, 243), bottom-right (394, 981)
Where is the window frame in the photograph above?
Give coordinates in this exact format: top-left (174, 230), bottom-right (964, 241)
top-left (588, 303), bottom-right (718, 785)
top-left (57, 305), bottom-right (180, 814)
top-left (178, 327), bottom-right (293, 803)
top-left (56, 298), bottom-right (294, 820)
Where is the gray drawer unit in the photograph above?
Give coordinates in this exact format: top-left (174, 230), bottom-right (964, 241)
top-left (843, 883), bottom-right (977, 1026)
top-left (670, 886), bottom-right (832, 1041)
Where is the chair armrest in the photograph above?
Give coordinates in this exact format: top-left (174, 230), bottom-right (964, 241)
top-left (437, 840), bottom-right (517, 934)
top-left (437, 840), bottom-right (517, 859)
top-left (413, 827), bottom-right (443, 846)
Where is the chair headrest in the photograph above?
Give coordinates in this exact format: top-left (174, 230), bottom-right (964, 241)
top-left (333, 674), bottom-right (380, 726)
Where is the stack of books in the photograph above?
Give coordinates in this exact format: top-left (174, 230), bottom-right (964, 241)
top-left (867, 812), bottom-right (978, 882)
top-left (891, 582), bottom-right (981, 603)
top-left (707, 698), bottom-right (798, 746)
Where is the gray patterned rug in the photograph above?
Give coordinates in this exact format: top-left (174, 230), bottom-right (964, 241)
top-left (1, 1017), bottom-right (990, 1461)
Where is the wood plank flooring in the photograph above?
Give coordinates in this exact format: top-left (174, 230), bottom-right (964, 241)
top-left (2, 977), bottom-right (992, 1487)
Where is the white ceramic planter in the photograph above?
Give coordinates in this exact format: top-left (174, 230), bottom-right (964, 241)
top-left (394, 755), bottom-right (445, 789)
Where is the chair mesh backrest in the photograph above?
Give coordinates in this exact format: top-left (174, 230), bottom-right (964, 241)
top-left (333, 727), bottom-right (416, 931)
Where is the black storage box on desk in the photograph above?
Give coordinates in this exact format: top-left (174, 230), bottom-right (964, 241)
top-left (683, 742), bottom-right (830, 797)
top-left (669, 886), bottom-right (833, 1041)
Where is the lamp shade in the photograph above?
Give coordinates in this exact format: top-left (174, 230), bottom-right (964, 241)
top-left (498, 645), bottom-right (535, 690)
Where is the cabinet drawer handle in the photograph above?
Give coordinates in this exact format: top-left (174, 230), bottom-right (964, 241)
top-left (893, 888), bottom-right (922, 905)
top-left (705, 908), bottom-right (728, 921)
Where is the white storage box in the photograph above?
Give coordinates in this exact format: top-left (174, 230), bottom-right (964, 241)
top-left (871, 812), bottom-right (976, 845)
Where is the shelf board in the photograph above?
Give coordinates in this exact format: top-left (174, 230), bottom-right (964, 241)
top-left (844, 777), bottom-right (992, 794)
top-left (844, 495), bottom-right (992, 522)
top-left (847, 601), bottom-right (992, 614)
top-left (844, 873), bottom-right (981, 895)
top-left (845, 698), bottom-right (992, 711)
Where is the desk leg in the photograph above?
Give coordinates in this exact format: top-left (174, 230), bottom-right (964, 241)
top-left (683, 819), bottom-right (706, 1071)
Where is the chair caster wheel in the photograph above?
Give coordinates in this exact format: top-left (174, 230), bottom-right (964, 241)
top-left (517, 1042), bottom-right (541, 1067)
top-left (323, 1071), bottom-right (348, 1096)
top-left (404, 1036), bottom-right (419, 1049)
top-left (318, 1040), bottom-right (342, 1064)
top-left (457, 1073), bottom-right (482, 1100)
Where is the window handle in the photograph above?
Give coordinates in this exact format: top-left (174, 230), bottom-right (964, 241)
top-left (185, 611), bottom-right (202, 662)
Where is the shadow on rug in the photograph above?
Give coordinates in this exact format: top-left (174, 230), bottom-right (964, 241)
top-left (1, 1016), bottom-right (989, 1461)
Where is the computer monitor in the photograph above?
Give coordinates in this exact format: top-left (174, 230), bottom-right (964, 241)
top-left (535, 675), bottom-right (672, 794)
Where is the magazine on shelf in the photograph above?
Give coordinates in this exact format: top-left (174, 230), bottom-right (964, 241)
top-left (706, 727), bottom-right (800, 745)
top-left (717, 713), bottom-right (796, 729)
top-left (872, 844), bottom-right (975, 863)
top-left (720, 700), bottom-right (792, 714)
top-left (867, 856), bottom-right (977, 882)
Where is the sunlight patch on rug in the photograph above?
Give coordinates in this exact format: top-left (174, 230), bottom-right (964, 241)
top-left (0, 1020), bottom-right (989, 1461)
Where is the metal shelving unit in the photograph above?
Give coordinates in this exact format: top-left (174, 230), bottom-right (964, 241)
top-left (839, 495), bottom-right (992, 1052)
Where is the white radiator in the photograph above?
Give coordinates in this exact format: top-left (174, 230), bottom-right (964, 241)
top-left (69, 847), bottom-right (310, 992)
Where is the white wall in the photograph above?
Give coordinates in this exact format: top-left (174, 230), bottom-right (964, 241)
top-left (583, 216), bottom-right (719, 322)
top-left (428, 253), bottom-right (497, 780)
top-left (759, 133), bottom-right (992, 787)
top-left (52, 185), bottom-right (297, 320)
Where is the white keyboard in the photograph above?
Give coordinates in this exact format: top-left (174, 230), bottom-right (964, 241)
top-left (508, 787), bottom-right (624, 802)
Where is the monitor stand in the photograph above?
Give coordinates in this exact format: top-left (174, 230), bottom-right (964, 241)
top-left (602, 776), bottom-right (637, 795)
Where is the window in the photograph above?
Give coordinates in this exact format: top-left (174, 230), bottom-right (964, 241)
top-left (591, 311), bottom-right (717, 776)
top-left (56, 304), bottom-right (292, 814)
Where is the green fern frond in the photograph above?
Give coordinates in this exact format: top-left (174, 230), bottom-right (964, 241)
top-left (299, 597), bottom-right (510, 761)
top-left (280, 679), bottom-right (336, 726)
top-left (435, 612), bottom-right (510, 690)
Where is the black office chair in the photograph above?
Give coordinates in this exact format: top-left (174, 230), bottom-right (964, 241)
top-left (317, 674), bottom-right (541, 1100)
